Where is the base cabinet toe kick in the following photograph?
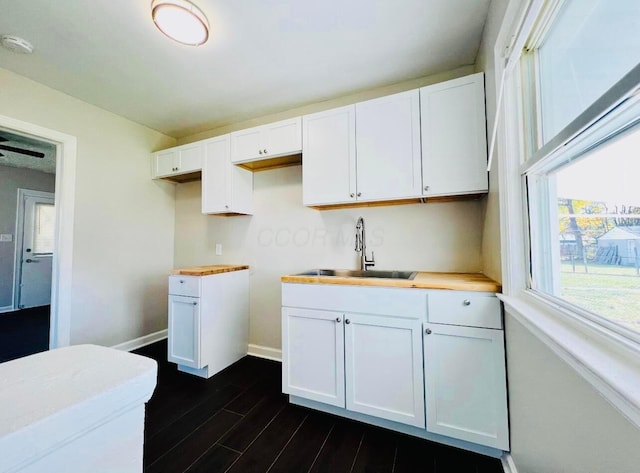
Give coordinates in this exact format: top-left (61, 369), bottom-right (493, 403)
top-left (281, 282), bottom-right (509, 458)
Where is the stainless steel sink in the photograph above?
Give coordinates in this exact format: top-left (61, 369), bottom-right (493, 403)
top-left (297, 269), bottom-right (417, 280)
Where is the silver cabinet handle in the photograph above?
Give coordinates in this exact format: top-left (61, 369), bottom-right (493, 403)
top-left (263, 149), bottom-right (268, 154)
top-left (25, 258), bottom-right (38, 263)
top-left (425, 328), bottom-right (432, 335)
top-left (193, 301), bottom-right (197, 306)
top-left (345, 319), bottom-right (351, 325)
top-left (179, 280), bottom-right (185, 284)
top-left (424, 185), bottom-right (430, 191)
top-left (357, 192), bottom-right (362, 197)
top-left (463, 299), bottom-right (471, 306)
top-left (350, 193), bottom-right (355, 198)
top-left (336, 317), bottom-right (341, 323)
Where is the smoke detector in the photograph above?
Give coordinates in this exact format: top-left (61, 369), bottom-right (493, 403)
top-left (1, 35), bottom-right (34, 54)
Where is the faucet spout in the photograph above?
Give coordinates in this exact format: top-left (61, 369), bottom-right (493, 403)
top-left (355, 217), bottom-right (375, 271)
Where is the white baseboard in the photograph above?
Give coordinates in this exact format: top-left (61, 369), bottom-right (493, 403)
top-left (501, 454), bottom-right (518, 473)
top-left (110, 329), bottom-right (168, 352)
top-left (248, 344), bottom-right (282, 362)
top-left (0, 306), bottom-right (14, 314)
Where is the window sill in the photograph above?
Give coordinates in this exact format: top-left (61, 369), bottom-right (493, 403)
top-left (498, 290), bottom-right (640, 429)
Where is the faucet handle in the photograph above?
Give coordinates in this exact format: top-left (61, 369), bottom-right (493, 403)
top-left (365, 251), bottom-right (375, 269)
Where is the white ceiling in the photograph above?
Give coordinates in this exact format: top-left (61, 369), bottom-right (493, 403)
top-left (0, 0), bottom-right (491, 138)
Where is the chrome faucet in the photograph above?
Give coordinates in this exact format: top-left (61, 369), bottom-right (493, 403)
top-left (355, 216), bottom-right (375, 271)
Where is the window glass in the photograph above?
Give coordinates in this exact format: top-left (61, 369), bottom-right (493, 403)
top-left (537, 124), bottom-right (640, 333)
top-left (33, 203), bottom-right (55, 254)
top-left (538, 0), bottom-right (640, 142)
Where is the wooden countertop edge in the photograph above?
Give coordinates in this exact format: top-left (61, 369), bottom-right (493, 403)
top-left (280, 272), bottom-right (501, 293)
top-left (171, 265), bottom-right (249, 276)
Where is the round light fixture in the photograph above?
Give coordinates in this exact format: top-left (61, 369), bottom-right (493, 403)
top-left (151, 0), bottom-right (209, 46)
top-left (0, 35), bottom-right (34, 54)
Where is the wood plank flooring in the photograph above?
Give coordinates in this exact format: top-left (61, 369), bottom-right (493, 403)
top-left (0, 305), bottom-right (50, 363)
top-left (135, 340), bottom-right (503, 473)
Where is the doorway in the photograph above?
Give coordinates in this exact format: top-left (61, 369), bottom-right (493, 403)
top-left (15, 189), bottom-right (56, 309)
top-left (0, 114), bottom-right (77, 358)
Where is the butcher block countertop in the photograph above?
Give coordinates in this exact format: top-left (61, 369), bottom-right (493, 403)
top-left (171, 264), bottom-right (249, 276)
top-left (281, 271), bottom-right (501, 293)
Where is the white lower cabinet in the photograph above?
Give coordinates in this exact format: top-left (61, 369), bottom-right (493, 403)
top-left (423, 322), bottom-right (509, 450)
top-left (282, 282), bottom-right (509, 455)
top-left (345, 313), bottom-right (425, 428)
top-left (282, 307), bottom-right (424, 428)
top-left (282, 308), bottom-right (345, 407)
top-left (168, 295), bottom-right (201, 368)
top-left (168, 270), bottom-right (249, 378)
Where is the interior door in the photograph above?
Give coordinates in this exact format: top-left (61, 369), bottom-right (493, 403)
top-left (19, 192), bottom-right (55, 309)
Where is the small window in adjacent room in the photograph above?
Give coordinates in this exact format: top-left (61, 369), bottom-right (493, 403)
top-left (32, 202), bottom-right (55, 255)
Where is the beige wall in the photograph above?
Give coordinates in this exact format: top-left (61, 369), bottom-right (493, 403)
top-left (0, 67), bottom-right (176, 347)
top-left (0, 166), bottom-right (56, 308)
top-left (506, 316), bottom-right (640, 472)
top-left (175, 166), bottom-right (485, 350)
top-left (477, 1), bottom-right (640, 471)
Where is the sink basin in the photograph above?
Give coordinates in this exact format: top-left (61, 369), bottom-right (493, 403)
top-left (296, 269), bottom-right (417, 280)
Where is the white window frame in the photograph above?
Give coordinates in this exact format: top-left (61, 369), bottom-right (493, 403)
top-left (494, 0), bottom-right (640, 428)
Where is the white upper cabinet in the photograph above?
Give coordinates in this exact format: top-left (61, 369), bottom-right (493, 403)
top-left (302, 106), bottom-right (356, 206)
top-left (152, 142), bottom-right (203, 180)
top-left (355, 90), bottom-right (422, 201)
top-left (202, 135), bottom-right (253, 215)
top-left (231, 117), bottom-right (302, 165)
top-left (420, 73), bottom-right (488, 197)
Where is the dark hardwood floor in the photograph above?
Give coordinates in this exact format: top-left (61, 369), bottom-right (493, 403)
top-left (0, 305), bottom-right (50, 363)
top-left (135, 340), bottom-right (503, 473)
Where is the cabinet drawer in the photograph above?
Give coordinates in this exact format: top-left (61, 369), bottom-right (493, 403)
top-left (427, 292), bottom-right (501, 329)
top-left (169, 276), bottom-right (201, 297)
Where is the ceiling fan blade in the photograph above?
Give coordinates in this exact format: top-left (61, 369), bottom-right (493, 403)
top-left (0, 144), bottom-right (45, 158)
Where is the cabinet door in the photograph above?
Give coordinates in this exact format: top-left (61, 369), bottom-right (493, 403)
top-left (282, 307), bottom-right (345, 407)
top-left (423, 323), bottom-right (509, 450)
top-left (202, 136), bottom-right (230, 214)
top-left (168, 295), bottom-right (201, 368)
top-left (355, 90), bottom-right (422, 201)
top-left (420, 73), bottom-right (488, 197)
top-left (344, 313), bottom-right (425, 428)
top-left (264, 117), bottom-right (302, 158)
top-left (155, 149), bottom-right (177, 177)
top-left (177, 143), bottom-right (203, 173)
top-left (230, 127), bottom-right (263, 163)
top-left (302, 106), bottom-right (356, 206)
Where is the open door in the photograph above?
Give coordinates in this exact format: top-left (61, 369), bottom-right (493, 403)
top-left (16, 190), bottom-right (55, 309)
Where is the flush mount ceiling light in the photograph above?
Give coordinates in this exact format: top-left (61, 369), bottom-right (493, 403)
top-left (151, 0), bottom-right (209, 46)
top-left (0, 35), bottom-right (34, 54)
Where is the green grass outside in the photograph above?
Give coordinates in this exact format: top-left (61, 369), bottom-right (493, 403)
top-left (560, 263), bottom-right (640, 332)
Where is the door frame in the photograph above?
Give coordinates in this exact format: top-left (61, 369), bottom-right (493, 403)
top-left (14, 189), bottom-right (56, 310)
top-left (1, 114), bottom-right (77, 349)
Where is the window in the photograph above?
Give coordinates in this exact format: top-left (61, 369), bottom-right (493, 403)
top-left (32, 202), bottom-right (55, 255)
top-left (521, 0), bottom-right (640, 338)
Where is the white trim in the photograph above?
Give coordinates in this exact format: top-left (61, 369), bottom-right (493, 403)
top-left (500, 291), bottom-right (640, 429)
top-left (13, 189), bottom-right (55, 310)
top-left (110, 329), bottom-right (168, 352)
top-left (0, 115), bottom-right (77, 350)
top-left (501, 453), bottom-right (519, 473)
top-left (247, 343), bottom-right (282, 362)
top-left (0, 305), bottom-right (13, 314)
